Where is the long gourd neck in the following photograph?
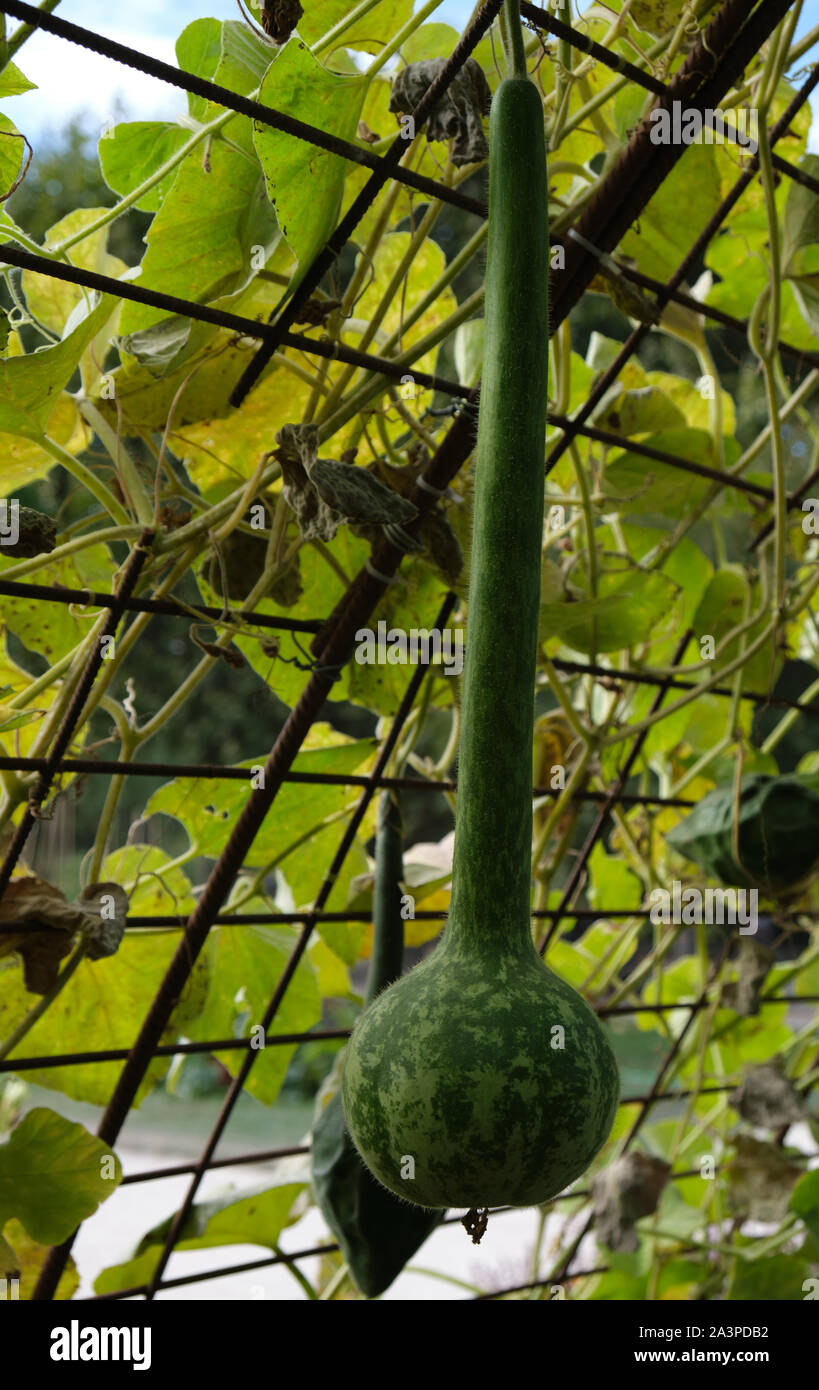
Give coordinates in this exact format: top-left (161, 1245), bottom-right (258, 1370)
top-left (366, 791), bottom-right (405, 1005)
top-left (446, 68), bottom-right (549, 962)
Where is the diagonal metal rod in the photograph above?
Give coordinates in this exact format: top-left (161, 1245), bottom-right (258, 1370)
top-left (550, 0), bottom-right (795, 326)
top-left (544, 62), bottom-right (819, 478)
top-left (521, 1), bottom-right (668, 95)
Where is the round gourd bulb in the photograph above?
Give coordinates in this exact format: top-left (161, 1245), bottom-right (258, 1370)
top-left (342, 941), bottom-right (619, 1210)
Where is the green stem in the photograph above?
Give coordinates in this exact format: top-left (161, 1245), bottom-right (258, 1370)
top-left (78, 399), bottom-right (154, 526)
top-left (0, 524), bottom-right (143, 581)
top-left (318, 1261), bottom-right (350, 1300)
top-left (39, 435), bottom-right (130, 525)
top-left (365, 0), bottom-right (443, 79)
top-left (502, 0), bottom-right (528, 79)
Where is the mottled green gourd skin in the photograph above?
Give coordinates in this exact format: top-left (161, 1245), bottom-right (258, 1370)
top-left (342, 77), bottom-right (619, 1210)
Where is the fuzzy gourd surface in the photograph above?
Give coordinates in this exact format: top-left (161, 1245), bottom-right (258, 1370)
top-left (342, 74), bottom-right (619, 1211)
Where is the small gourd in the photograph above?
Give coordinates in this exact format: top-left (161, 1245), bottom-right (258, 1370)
top-left (342, 8), bottom-right (619, 1211)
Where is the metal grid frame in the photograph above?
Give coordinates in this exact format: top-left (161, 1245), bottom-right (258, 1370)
top-left (0, 0), bottom-right (814, 1300)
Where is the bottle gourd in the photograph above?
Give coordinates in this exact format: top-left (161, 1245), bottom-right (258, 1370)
top-left (342, 24), bottom-right (619, 1211)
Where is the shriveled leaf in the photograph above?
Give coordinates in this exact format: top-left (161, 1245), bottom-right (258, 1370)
top-left (0, 876), bottom-right (88, 994)
top-left (720, 938), bottom-right (775, 1017)
top-left (724, 1135), bottom-right (803, 1222)
top-left (388, 57), bottom-right (490, 166)
top-left (730, 1063), bottom-right (805, 1128)
top-left (78, 881), bottom-right (129, 961)
top-left (592, 1153), bottom-right (671, 1252)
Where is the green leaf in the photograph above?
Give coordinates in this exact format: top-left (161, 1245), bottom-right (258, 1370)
top-left (176, 18), bottom-right (224, 122)
top-left (725, 1249), bottom-right (810, 1301)
top-left (0, 114), bottom-right (27, 200)
top-left (253, 40), bottom-right (366, 289)
top-left (190, 924), bottom-right (321, 1103)
top-left (101, 327), bottom-right (275, 433)
top-left (101, 845), bottom-right (197, 917)
top-left (119, 130), bottom-right (277, 335)
top-left (782, 155), bottom-right (819, 270)
top-left (0, 703), bottom-right (43, 732)
top-left (627, 0), bottom-right (689, 36)
top-left (0, 1108), bottom-right (121, 1245)
top-left (0, 293), bottom-right (113, 438)
top-left (94, 1169), bottom-right (307, 1294)
top-left (589, 843), bottom-right (643, 913)
top-left (0, 541), bottom-right (115, 664)
top-left (346, 559), bottom-right (454, 715)
top-left (540, 568), bottom-right (680, 656)
top-left (453, 318), bottom-right (484, 387)
top-left (0, 393), bottom-right (80, 495)
top-left (593, 384), bottom-right (687, 437)
top-left (280, 819), bottom-right (368, 914)
top-left (604, 430), bottom-right (741, 517)
top-left (0, 932), bottom-right (209, 1105)
top-left (99, 123), bottom-right (189, 213)
top-left (0, 63), bottom-right (36, 97)
top-left (691, 568), bottom-right (773, 692)
top-left (666, 774), bottom-right (819, 895)
top-left (145, 735), bottom-right (375, 864)
top-left (788, 273), bottom-right (819, 337)
top-left (210, 19), bottom-right (274, 104)
top-left (620, 146), bottom-right (722, 280)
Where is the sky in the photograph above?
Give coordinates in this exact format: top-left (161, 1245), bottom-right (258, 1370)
top-left (4, 1), bottom-right (817, 148)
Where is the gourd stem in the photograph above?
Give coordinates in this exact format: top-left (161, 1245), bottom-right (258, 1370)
top-left (502, 0), bottom-right (528, 79)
